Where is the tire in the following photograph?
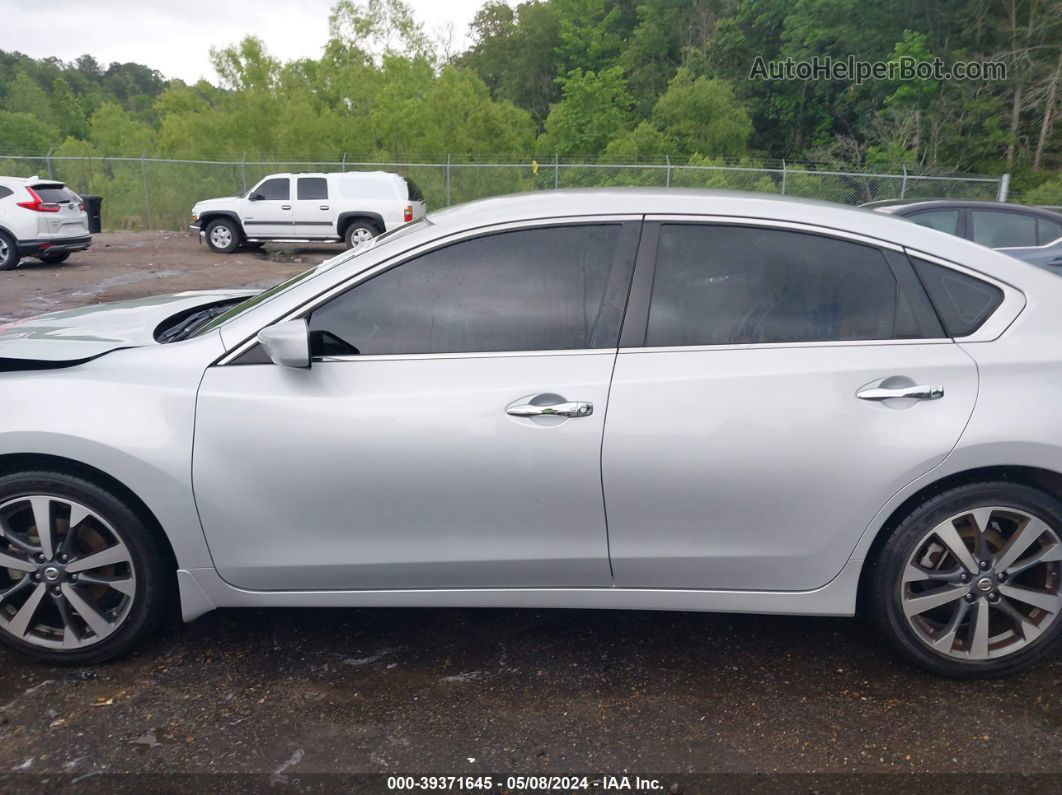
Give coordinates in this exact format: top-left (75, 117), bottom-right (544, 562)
top-left (39, 251), bottom-right (71, 264)
top-left (204, 218), bottom-right (241, 253)
top-left (868, 481), bottom-right (1062, 678)
top-left (344, 220), bottom-right (380, 250)
top-left (0, 230), bottom-right (19, 271)
top-left (0, 470), bottom-right (173, 665)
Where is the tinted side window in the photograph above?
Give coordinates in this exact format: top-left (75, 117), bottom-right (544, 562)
top-left (1038, 217), bottom-right (1062, 245)
top-left (646, 225), bottom-right (900, 347)
top-left (405, 178), bottom-right (424, 201)
top-left (309, 225), bottom-right (623, 356)
top-left (297, 177), bottom-right (328, 200)
top-left (908, 210), bottom-right (960, 236)
top-left (0, 186), bottom-right (12, 200)
top-left (971, 210), bottom-right (1037, 248)
top-left (910, 257), bottom-right (1004, 337)
top-left (256, 178), bottom-right (290, 201)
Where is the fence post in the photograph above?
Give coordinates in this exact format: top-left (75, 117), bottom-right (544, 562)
top-left (140, 151), bottom-right (153, 230)
top-left (341, 152), bottom-right (347, 172)
top-left (900, 164), bottom-right (908, 199)
top-left (780, 160), bottom-right (787, 195)
top-left (240, 153), bottom-right (247, 193)
top-left (445, 154), bottom-right (452, 207)
top-left (554, 154), bottom-right (559, 190)
top-left (665, 155), bottom-right (671, 188)
top-left (998, 173), bottom-right (1011, 202)
top-left (46, 146), bottom-right (54, 180)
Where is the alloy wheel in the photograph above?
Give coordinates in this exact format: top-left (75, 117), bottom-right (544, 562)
top-left (0, 495), bottom-right (137, 649)
top-left (209, 224), bottom-right (233, 249)
top-left (349, 227), bottom-right (373, 248)
top-left (900, 506), bottom-right (1062, 660)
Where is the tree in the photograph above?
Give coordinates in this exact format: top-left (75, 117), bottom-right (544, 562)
top-left (6, 72), bottom-right (53, 125)
top-left (0, 111), bottom-right (58, 154)
top-left (50, 77), bottom-right (86, 139)
top-left (652, 68), bottom-right (751, 158)
top-left (539, 67), bottom-right (634, 157)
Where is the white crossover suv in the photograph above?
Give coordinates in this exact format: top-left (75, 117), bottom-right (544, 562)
top-left (0, 176), bottom-right (91, 270)
top-left (190, 171), bottom-right (427, 253)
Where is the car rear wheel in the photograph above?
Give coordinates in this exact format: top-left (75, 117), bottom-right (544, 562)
top-left (205, 219), bottom-right (241, 254)
top-left (869, 482), bottom-right (1062, 677)
top-left (39, 251), bottom-right (71, 264)
top-left (344, 221), bottom-right (379, 251)
top-left (0, 471), bottom-right (173, 665)
top-left (0, 231), bottom-right (19, 271)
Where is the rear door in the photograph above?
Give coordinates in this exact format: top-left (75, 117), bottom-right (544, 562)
top-left (293, 176), bottom-right (335, 238)
top-left (602, 220), bottom-right (979, 592)
top-left (243, 177), bottom-right (292, 237)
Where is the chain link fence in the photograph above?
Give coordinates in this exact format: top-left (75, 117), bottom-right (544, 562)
top-left (0, 153), bottom-right (1007, 232)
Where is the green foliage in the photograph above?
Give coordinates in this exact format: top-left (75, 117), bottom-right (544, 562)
top-left (0, 112), bottom-right (58, 155)
top-left (540, 67), bottom-right (634, 157)
top-left (652, 69), bottom-right (752, 158)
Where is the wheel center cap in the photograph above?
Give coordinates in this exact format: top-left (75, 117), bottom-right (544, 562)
top-left (41, 566), bottom-right (61, 583)
top-left (976, 576), bottom-right (995, 593)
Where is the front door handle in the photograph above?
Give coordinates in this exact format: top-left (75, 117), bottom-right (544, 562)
top-left (281, 204), bottom-right (292, 210)
top-left (857, 384), bottom-right (943, 401)
top-left (320, 205), bottom-right (329, 210)
top-left (507, 401), bottom-right (593, 418)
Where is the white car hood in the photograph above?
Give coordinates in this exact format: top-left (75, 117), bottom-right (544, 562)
top-left (0, 289), bottom-right (256, 363)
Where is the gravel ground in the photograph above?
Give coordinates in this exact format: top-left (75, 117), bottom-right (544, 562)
top-left (0, 232), bottom-right (1060, 790)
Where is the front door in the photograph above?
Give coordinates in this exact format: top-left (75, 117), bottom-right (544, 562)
top-left (193, 221), bottom-right (639, 591)
top-left (602, 221), bottom-right (979, 592)
top-left (242, 176), bottom-right (293, 237)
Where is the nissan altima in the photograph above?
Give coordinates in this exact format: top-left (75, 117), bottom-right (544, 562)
top-left (1, 189), bottom-right (1061, 678)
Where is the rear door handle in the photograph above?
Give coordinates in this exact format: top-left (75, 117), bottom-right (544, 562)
top-left (281, 204), bottom-right (292, 210)
top-left (319, 205), bottom-right (329, 210)
top-left (857, 385), bottom-right (943, 401)
top-left (507, 401), bottom-right (593, 418)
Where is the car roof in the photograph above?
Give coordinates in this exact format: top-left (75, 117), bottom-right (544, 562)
top-left (875, 199), bottom-right (1062, 220)
top-left (264, 171), bottom-right (405, 181)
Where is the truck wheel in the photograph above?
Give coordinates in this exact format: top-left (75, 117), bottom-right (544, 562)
top-left (0, 231), bottom-right (19, 271)
top-left (205, 219), bottom-right (241, 254)
top-left (344, 221), bottom-right (379, 251)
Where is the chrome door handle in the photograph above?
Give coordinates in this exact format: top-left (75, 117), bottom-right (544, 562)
top-left (857, 385), bottom-right (943, 401)
top-left (320, 205), bottom-right (329, 210)
top-left (507, 401), bottom-right (593, 418)
top-left (281, 204), bottom-right (292, 210)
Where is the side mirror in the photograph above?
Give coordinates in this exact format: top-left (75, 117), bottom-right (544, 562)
top-left (248, 192), bottom-right (264, 201)
top-left (257, 319), bottom-right (310, 368)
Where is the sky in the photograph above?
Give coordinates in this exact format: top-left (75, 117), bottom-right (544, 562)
top-left (0, 0), bottom-right (486, 83)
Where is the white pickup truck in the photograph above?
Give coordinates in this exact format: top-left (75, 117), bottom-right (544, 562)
top-left (190, 171), bottom-right (427, 253)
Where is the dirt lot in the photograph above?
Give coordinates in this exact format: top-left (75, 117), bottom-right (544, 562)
top-left (0, 233), bottom-right (1061, 791)
top-left (0, 231), bottom-right (332, 324)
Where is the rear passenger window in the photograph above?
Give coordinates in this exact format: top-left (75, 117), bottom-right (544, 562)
top-left (1038, 218), bottom-right (1062, 245)
top-left (910, 257), bottom-right (1004, 337)
top-left (646, 225), bottom-right (901, 346)
top-left (908, 210), bottom-right (960, 236)
top-left (971, 211), bottom-right (1037, 248)
top-left (0, 186), bottom-right (12, 200)
top-left (297, 178), bottom-right (328, 200)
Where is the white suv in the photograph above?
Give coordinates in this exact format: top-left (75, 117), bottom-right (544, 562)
top-left (0, 176), bottom-right (91, 271)
top-left (190, 171), bottom-right (427, 253)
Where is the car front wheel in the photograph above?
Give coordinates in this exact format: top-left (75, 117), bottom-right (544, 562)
top-left (0, 471), bottom-right (172, 665)
top-left (205, 218), bottom-right (241, 253)
top-left (870, 482), bottom-right (1062, 677)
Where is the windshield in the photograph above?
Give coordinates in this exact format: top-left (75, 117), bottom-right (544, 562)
top-left (192, 218), bottom-right (432, 337)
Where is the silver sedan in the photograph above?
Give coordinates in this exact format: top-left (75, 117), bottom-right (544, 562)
top-left (1, 189), bottom-right (1061, 678)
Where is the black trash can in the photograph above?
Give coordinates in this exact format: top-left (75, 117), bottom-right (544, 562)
top-left (81, 195), bottom-right (103, 234)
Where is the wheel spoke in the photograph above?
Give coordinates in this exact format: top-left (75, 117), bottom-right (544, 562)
top-left (66, 543), bottom-right (131, 574)
top-left (29, 496), bottom-right (55, 560)
top-left (995, 517), bottom-right (1049, 572)
top-left (0, 549), bottom-right (35, 573)
top-left (0, 575), bottom-right (32, 604)
top-left (932, 520), bottom-right (979, 573)
top-left (5, 583), bottom-right (47, 638)
top-left (999, 584), bottom-right (1062, 614)
top-left (929, 598), bottom-right (969, 652)
top-left (969, 508), bottom-right (995, 562)
top-left (59, 503), bottom-right (91, 557)
top-left (1003, 540), bottom-right (1062, 577)
top-left (968, 599), bottom-right (991, 658)
top-left (994, 597), bottom-right (1043, 643)
top-left (77, 572), bottom-right (135, 597)
top-left (54, 594), bottom-right (82, 648)
top-left (0, 514), bottom-right (37, 553)
top-left (60, 584), bottom-right (115, 640)
top-left (903, 584), bottom-right (967, 617)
